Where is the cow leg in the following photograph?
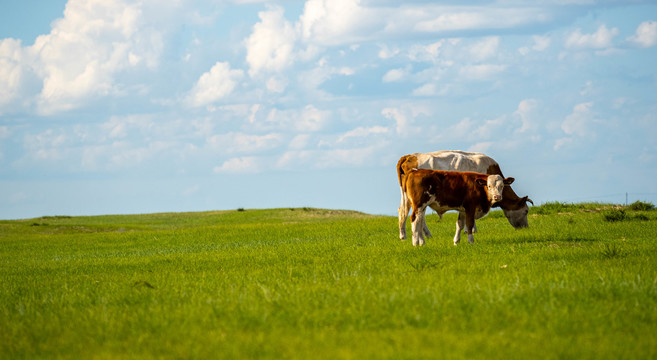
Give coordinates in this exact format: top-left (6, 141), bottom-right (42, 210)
top-left (454, 212), bottom-right (465, 245)
top-left (411, 205), bottom-right (427, 247)
top-left (465, 211), bottom-right (476, 244)
top-left (425, 203), bottom-right (445, 239)
top-left (422, 210), bottom-right (433, 239)
top-left (398, 190), bottom-right (410, 241)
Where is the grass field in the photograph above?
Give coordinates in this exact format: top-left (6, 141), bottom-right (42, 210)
top-left (1, 203), bottom-right (656, 359)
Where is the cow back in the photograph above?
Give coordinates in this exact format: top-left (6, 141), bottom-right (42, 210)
top-left (414, 150), bottom-right (502, 176)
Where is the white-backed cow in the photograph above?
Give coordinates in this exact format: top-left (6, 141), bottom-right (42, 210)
top-left (397, 151), bottom-right (532, 242)
top-left (404, 169), bottom-right (514, 246)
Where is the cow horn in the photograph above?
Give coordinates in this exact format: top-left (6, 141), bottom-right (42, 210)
top-left (523, 196), bottom-right (534, 206)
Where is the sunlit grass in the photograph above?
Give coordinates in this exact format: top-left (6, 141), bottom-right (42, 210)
top-left (1, 205), bottom-right (656, 359)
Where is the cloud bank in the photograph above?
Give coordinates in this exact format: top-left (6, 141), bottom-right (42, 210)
top-left (1, 0), bottom-right (656, 217)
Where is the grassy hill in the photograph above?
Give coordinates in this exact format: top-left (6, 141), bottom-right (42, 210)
top-left (1, 204), bottom-right (656, 359)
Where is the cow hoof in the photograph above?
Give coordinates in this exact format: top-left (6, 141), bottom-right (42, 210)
top-left (412, 239), bottom-right (425, 246)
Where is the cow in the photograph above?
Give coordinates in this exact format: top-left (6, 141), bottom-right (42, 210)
top-left (403, 169), bottom-right (514, 246)
top-left (397, 151), bottom-right (532, 242)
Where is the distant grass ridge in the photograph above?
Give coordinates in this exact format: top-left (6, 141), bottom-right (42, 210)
top-left (1, 206), bottom-right (656, 359)
top-left (531, 201), bottom-right (618, 215)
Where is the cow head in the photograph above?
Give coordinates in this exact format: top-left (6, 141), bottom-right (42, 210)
top-left (476, 175), bottom-right (514, 205)
top-left (502, 196), bottom-right (534, 228)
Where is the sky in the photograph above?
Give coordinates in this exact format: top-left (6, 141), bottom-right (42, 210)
top-left (1, 0), bottom-right (656, 219)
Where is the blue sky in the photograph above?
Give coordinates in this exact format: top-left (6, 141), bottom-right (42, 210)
top-left (1, 0), bottom-right (656, 219)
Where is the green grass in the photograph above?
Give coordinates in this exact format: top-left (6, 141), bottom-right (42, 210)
top-left (1, 205), bottom-right (656, 359)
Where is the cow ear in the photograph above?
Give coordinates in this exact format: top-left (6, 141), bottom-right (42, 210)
top-left (504, 177), bottom-right (515, 185)
top-left (475, 178), bottom-right (487, 187)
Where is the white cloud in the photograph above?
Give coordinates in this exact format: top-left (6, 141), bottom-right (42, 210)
top-left (382, 68), bottom-right (407, 83)
top-left (408, 40), bottom-right (453, 64)
top-left (245, 6), bottom-right (297, 76)
top-left (410, 82), bottom-right (450, 97)
top-left (440, 109), bottom-right (532, 147)
top-left (612, 97), bottom-right (635, 109)
top-left (214, 156), bottom-right (263, 174)
top-left (80, 139), bottom-right (175, 171)
top-left (514, 99), bottom-right (539, 133)
top-left (554, 137), bottom-right (573, 151)
top-left (249, 104), bottom-right (260, 124)
top-left (532, 35), bottom-right (551, 51)
top-left (519, 35), bottom-right (551, 55)
top-left (207, 132), bottom-right (283, 154)
top-left (187, 62), bottom-right (244, 107)
top-left (416, 12), bottom-right (486, 32)
top-left (579, 80), bottom-right (593, 96)
top-left (459, 64), bottom-right (506, 80)
top-left (447, 117), bottom-right (474, 139)
top-left (297, 60), bottom-right (357, 96)
top-left (381, 105), bottom-right (431, 137)
top-left (264, 105), bottom-right (332, 132)
top-left (299, 0), bottom-right (376, 45)
top-left (266, 76), bottom-right (288, 93)
top-left (23, 129), bottom-right (68, 161)
top-left (276, 144), bottom-right (386, 170)
top-left (0, 0), bottom-right (186, 115)
top-left (412, 83), bottom-right (437, 97)
top-left (469, 36), bottom-right (500, 62)
top-left (276, 150), bottom-right (312, 169)
top-left (382, 107), bottom-right (410, 136)
top-left (296, 105), bottom-right (332, 132)
top-left (336, 67), bottom-right (355, 76)
top-left (469, 141), bottom-right (493, 153)
top-left (210, 103), bottom-right (251, 117)
top-left (108, 142), bottom-right (168, 169)
top-left (565, 25), bottom-right (618, 49)
top-left (413, 7), bottom-right (551, 33)
top-left (337, 126), bottom-right (389, 144)
top-left (289, 134), bottom-right (310, 149)
top-left (0, 38), bottom-right (28, 112)
top-left (627, 21), bottom-right (657, 48)
top-left (243, 2), bottom-right (557, 55)
top-left (471, 116), bottom-right (507, 139)
top-left (378, 44), bottom-right (400, 59)
top-left (101, 115), bottom-right (154, 140)
top-left (562, 102), bottom-right (595, 137)
top-left (242, 2), bottom-right (557, 83)
top-left (32, 0), bottom-right (168, 114)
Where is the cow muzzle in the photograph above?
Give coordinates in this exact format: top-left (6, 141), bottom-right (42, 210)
top-left (492, 194), bottom-right (503, 203)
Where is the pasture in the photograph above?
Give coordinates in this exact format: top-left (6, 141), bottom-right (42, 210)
top-left (1, 203), bottom-right (656, 359)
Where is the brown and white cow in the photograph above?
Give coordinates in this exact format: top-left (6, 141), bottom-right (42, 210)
top-left (404, 169), bottom-right (514, 246)
top-left (397, 151), bottom-right (532, 241)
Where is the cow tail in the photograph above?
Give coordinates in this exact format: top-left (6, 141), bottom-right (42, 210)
top-left (397, 155), bottom-right (410, 207)
top-left (397, 155), bottom-right (410, 188)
